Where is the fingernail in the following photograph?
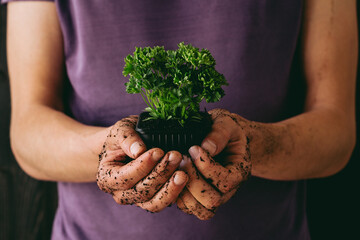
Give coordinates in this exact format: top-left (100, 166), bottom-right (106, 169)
top-left (174, 173), bottom-right (187, 185)
top-left (179, 156), bottom-right (190, 169)
top-left (201, 140), bottom-right (216, 156)
top-left (169, 152), bottom-right (180, 164)
top-left (189, 146), bottom-right (199, 160)
top-left (130, 142), bottom-right (141, 157)
top-left (152, 150), bottom-right (163, 161)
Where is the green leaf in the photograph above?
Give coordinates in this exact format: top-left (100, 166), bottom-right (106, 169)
top-left (122, 42), bottom-right (228, 123)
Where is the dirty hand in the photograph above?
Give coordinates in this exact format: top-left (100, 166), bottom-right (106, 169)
top-left (97, 116), bottom-right (188, 213)
top-left (177, 109), bottom-right (252, 219)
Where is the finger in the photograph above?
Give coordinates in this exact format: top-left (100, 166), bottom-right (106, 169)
top-left (132, 151), bottom-right (183, 202)
top-left (136, 171), bottom-right (188, 213)
top-left (100, 148), bottom-right (164, 191)
top-left (176, 189), bottom-right (215, 220)
top-left (99, 147), bottom-right (127, 165)
top-left (176, 195), bottom-right (193, 215)
top-left (221, 187), bottom-right (237, 204)
top-left (223, 155), bottom-right (252, 182)
top-left (201, 123), bottom-right (231, 157)
top-left (111, 151), bottom-right (183, 204)
top-left (189, 146), bottom-right (240, 193)
top-left (111, 116), bottom-right (146, 158)
top-left (201, 108), bottom-right (234, 156)
top-left (97, 148), bottom-right (127, 193)
top-left (179, 156), bottom-right (222, 210)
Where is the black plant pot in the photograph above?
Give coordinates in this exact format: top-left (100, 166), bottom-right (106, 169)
top-left (135, 112), bottom-right (212, 154)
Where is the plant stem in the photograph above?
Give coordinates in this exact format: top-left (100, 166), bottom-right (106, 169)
top-left (145, 89), bottom-right (156, 110)
top-left (141, 90), bottom-right (154, 111)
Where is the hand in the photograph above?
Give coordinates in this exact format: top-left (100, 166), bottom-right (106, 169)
top-left (176, 155), bottom-right (237, 220)
top-left (176, 109), bottom-right (252, 219)
top-left (97, 116), bottom-right (188, 213)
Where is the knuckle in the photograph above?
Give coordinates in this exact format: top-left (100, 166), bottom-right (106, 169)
top-left (119, 129), bottom-right (137, 143)
top-left (128, 115), bottom-right (139, 121)
top-left (210, 108), bottom-right (230, 115)
top-left (108, 125), bottom-right (119, 138)
top-left (118, 116), bottom-right (137, 126)
top-left (209, 108), bottom-right (231, 121)
top-left (213, 122), bottom-right (231, 139)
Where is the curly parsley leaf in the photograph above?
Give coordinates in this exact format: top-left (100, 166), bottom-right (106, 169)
top-left (123, 42), bottom-right (228, 125)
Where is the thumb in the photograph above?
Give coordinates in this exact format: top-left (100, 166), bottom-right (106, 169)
top-left (201, 122), bottom-right (231, 157)
top-left (112, 116), bottom-right (147, 158)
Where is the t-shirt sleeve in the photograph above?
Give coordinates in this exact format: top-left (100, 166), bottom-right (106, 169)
top-left (1, 0), bottom-right (54, 4)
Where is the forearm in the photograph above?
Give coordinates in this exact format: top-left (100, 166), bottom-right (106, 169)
top-left (11, 104), bottom-right (109, 182)
top-left (248, 107), bottom-right (355, 180)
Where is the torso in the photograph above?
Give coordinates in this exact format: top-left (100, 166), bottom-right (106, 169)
top-left (52, 1), bottom-right (310, 239)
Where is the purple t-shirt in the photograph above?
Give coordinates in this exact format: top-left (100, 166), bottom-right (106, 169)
top-left (3, 0), bottom-right (310, 239)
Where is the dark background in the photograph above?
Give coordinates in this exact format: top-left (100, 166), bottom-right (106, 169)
top-left (0, 3), bottom-right (359, 240)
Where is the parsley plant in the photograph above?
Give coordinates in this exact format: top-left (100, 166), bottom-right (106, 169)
top-left (123, 42), bottom-right (228, 125)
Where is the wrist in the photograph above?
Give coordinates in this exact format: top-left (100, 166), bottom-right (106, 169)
top-left (84, 125), bottom-right (111, 158)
